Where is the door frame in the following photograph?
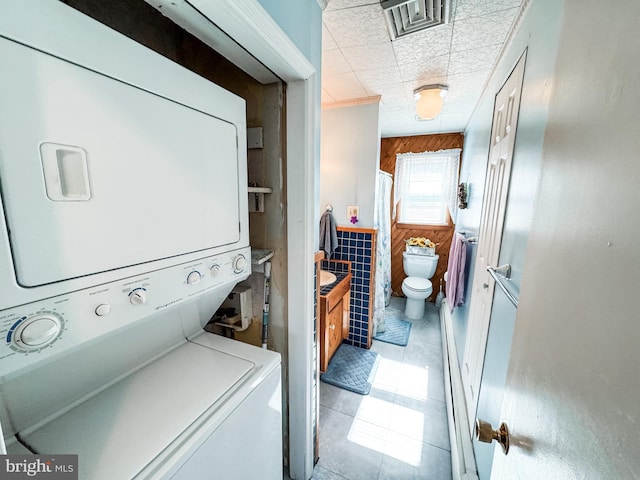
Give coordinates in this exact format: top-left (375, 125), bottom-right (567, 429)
top-left (210, 6), bottom-right (318, 478)
top-left (141, 2), bottom-right (319, 478)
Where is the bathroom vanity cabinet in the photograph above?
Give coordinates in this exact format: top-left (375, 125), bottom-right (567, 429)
top-left (319, 272), bottom-right (351, 372)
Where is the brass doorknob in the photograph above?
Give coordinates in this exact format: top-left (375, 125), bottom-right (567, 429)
top-left (475, 418), bottom-right (509, 454)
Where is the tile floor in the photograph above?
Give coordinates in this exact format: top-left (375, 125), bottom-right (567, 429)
top-left (286, 297), bottom-right (452, 480)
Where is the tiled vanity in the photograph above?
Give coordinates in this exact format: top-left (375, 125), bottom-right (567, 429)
top-left (318, 260), bottom-right (352, 372)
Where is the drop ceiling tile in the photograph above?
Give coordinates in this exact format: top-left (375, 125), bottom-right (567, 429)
top-left (322, 48), bottom-right (354, 77)
top-left (443, 92), bottom-right (481, 114)
top-left (322, 24), bottom-right (338, 51)
top-left (323, 4), bottom-right (389, 48)
top-left (411, 116), bottom-right (443, 135)
top-left (325, 0), bottom-right (379, 12)
top-left (392, 25), bottom-right (453, 67)
top-left (356, 65), bottom-right (404, 91)
top-left (438, 111), bottom-right (470, 132)
top-left (445, 72), bottom-right (489, 106)
top-left (448, 43), bottom-right (501, 75)
top-left (446, 70), bottom-right (491, 90)
top-left (451, 7), bottom-right (518, 52)
top-left (378, 96), bottom-right (411, 111)
top-left (381, 114), bottom-right (423, 138)
top-left (341, 42), bottom-right (396, 71)
top-left (374, 83), bottom-right (411, 108)
top-left (380, 103), bottom-right (412, 115)
top-left (322, 87), bottom-right (336, 104)
top-left (322, 72), bottom-right (368, 101)
top-left (381, 109), bottom-right (414, 123)
top-left (441, 99), bottom-right (475, 115)
top-left (398, 54), bottom-right (449, 84)
top-left (454, 0), bottom-right (523, 21)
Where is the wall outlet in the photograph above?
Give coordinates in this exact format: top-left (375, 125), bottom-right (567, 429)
top-left (347, 205), bottom-right (359, 224)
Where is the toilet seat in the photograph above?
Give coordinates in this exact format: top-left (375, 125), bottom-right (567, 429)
top-left (403, 277), bottom-right (432, 292)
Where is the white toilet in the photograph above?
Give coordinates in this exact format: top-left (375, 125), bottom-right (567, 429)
top-left (401, 252), bottom-right (439, 319)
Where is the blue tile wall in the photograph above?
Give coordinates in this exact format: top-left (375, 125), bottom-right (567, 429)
top-left (331, 228), bottom-right (376, 349)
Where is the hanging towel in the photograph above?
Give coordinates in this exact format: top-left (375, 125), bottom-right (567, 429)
top-left (319, 211), bottom-right (338, 259)
top-left (446, 232), bottom-right (467, 313)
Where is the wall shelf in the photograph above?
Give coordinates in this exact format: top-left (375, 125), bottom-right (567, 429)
top-left (251, 248), bottom-right (274, 266)
top-left (248, 186), bottom-right (272, 194)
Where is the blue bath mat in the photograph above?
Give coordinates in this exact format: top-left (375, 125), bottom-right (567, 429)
top-left (373, 317), bottom-right (412, 346)
top-left (320, 343), bottom-right (380, 395)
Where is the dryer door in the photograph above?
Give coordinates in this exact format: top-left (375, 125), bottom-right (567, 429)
top-left (0, 37), bottom-right (242, 287)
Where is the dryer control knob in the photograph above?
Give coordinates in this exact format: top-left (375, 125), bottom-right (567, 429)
top-left (232, 254), bottom-right (247, 273)
top-left (209, 264), bottom-right (221, 278)
top-left (129, 288), bottom-right (147, 306)
top-left (18, 316), bottom-right (61, 347)
top-left (187, 270), bottom-right (202, 285)
top-left (95, 303), bottom-right (111, 316)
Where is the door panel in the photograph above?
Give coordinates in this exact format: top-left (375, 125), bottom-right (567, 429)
top-left (462, 53), bottom-right (527, 429)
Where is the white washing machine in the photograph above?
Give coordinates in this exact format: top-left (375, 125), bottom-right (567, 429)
top-left (0, 256), bottom-right (283, 479)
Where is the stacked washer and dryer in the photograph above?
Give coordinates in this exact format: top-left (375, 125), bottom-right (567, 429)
top-left (0, 1), bottom-right (282, 478)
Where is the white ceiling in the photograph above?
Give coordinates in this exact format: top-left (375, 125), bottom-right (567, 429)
top-left (321, 0), bottom-right (524, 137)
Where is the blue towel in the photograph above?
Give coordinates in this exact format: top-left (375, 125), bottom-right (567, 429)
top-left (319, 211), bottom-right (338, 259)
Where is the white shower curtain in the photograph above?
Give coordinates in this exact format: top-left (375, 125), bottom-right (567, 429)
top-left (373, 171), bottom-right (392, 336)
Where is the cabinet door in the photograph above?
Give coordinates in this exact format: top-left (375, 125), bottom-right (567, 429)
top-left (327, 299), bottom-right (343, 363)
top-left (342, 290), bottom-right (350, 340)
top-left (320, 298), bottom-right (341, 372)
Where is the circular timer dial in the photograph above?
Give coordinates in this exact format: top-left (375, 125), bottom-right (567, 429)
top-left (232, 254), bottom-right (247, 273)
top-left (12, 312), bottom-right (63, 350)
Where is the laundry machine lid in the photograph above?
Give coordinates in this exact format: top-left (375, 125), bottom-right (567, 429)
top-left (22, 340), bottom-right (255, 480)
top-left (404, 277), bottom-right (432, 291)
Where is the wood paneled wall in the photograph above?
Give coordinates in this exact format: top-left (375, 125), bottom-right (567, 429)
top-left (380, 133), bottom-right (464, 301)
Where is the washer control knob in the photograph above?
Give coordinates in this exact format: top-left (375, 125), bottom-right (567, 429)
top-left (232, 254), bottom-right (247, 273)
top-left (18, 316), bottom-right (61, 347)
top-left (209, 264), bottom-right (221, 279)
top-left (129, 288), bottom-right (147, 306)
top-left (187, 270), bottom-right (202, 285)
top-left (95, 303), bottom-right (111, 316)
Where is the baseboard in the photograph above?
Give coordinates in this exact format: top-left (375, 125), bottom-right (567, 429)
top-left (440, 300), bottom-right (479, 480)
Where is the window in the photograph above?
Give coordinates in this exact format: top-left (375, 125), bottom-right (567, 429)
top-left (394, 149), bottom-right (461, 225)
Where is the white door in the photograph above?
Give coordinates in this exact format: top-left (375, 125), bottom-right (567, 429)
top-left (462, 53), bottom-right (526, 429)
top-left (485, 0), bottom-right (640, 475)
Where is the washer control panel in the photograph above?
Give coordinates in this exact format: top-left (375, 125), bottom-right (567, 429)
top-left (0, 246), bottom-right (251, 377)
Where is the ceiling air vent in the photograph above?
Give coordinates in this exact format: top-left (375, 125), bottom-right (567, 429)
top-left (381, 0), bottom-right (451, 40)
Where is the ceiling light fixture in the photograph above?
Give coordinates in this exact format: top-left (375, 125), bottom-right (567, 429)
top-left (414, 84), bottom-right (448, 120)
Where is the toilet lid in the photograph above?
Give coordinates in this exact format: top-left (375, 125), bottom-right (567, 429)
top-left (404, 277), bottom-right (432, 292)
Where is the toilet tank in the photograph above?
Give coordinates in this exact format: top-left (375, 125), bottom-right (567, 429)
top-left (403, 252), bottom-right (439, 278)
